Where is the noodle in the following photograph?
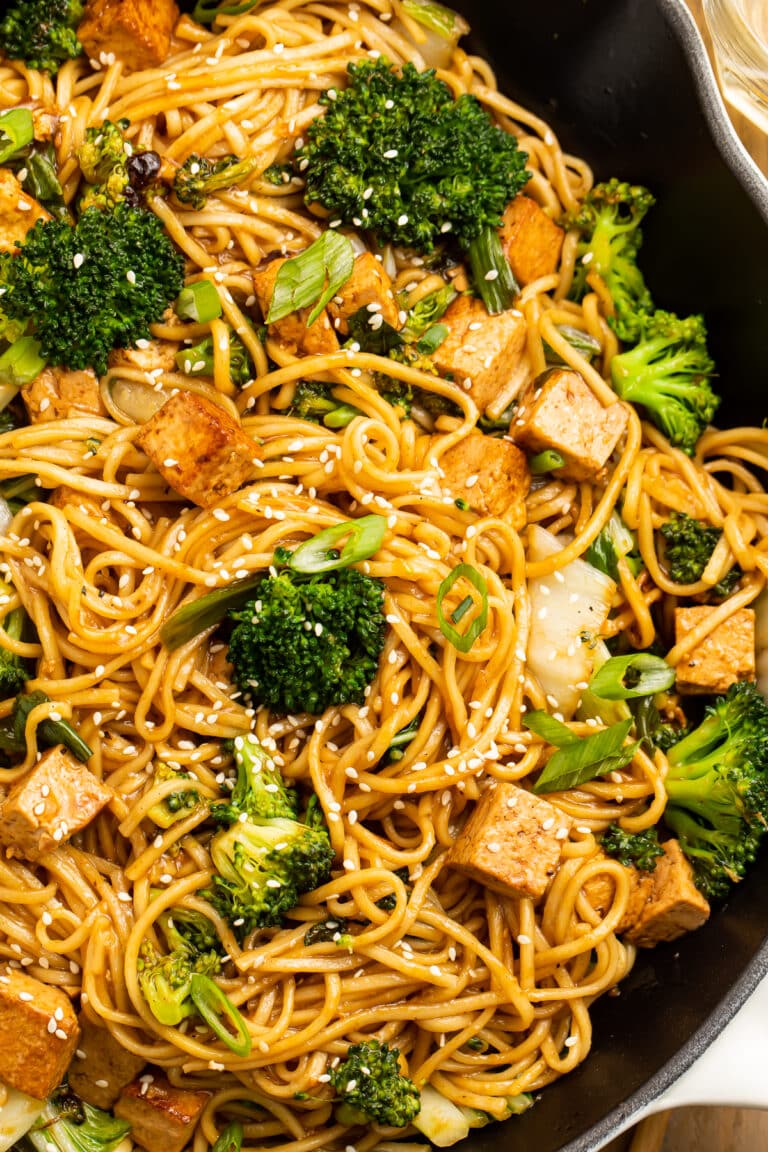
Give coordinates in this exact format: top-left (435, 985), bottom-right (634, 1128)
top-left (0, 3), bottom-right (765, 1149)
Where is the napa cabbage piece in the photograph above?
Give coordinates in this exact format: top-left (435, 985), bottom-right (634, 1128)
top-left (0, 1084), bottom-right (44, 1152)
top-left (526, 524), bottom-right (615, 718)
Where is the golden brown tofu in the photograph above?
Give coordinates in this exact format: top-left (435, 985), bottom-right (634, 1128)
top-left (30, 104), bottom-right (59, 143)
top-left (68, 1012), bottom-right (146, 1109)
top-left (500, 195), bottom-right (565, 286)
top-left (0, 169), bottom-right (50, 254)
top-left (0, 969), bottom-right (79, 1099)
top-left (326, 251), bottom-right (400, 335)
top-left (581, 855), bottom-right (647, 934)
top-left (252, 257), bottom-right (339, 357)
top-left (433, 294), bottom-right (527, 413)
top-left (622, 840), bottom-right (710, 948)
top-left (110, 338), bottom-right (181, 377)
top-left (675, 606), bottom-right (755, 694)
top-left (436, 432), bottom-right (530, 530)
top-left (136, 391), bottom-right (259, 509)
top-left (78, 0), bottom-right (179, 71)
top-left (512, 368), bottom-right (628, 480)
top-left (114, 1077), bottom-right (210, 1152)
top-left (21, 366), bottom-right (105, 424)
top-left (0, 745), bottom-right (112, 860)
top-left (448, 781), bottom-right (571, 901)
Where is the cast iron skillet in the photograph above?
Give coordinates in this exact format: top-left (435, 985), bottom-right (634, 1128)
top-left (445, 1), bottom-right (768, 1149)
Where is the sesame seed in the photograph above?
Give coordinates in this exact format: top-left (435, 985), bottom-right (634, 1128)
top-left (73, 253), bottom-right (85, 269)
top-left (517, 934), bottom-right (532, 945)
top-left (484, 269), bottom-right (499, 281)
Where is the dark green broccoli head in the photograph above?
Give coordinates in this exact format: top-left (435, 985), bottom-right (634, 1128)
top-left (329, 1039), bottom-right (421, 1128)
top-left (610, 309), bottom-right (719, 454)
top-left (0, 0), bottom-right (83, 74)
top-left (565, 178), bottom-right (655, 341)
top-left (137, 939), bottom-right (219, 1027)
top-left (173, 153), bottom-right (259, 209)
top-left (227, 567), bottom-right (386, 715)
top-left (208, 816), bottom-right (333, 936)
top-left (602, 824), bottom-right (663, 872)
top-left (175, 327), bottom-right (254, 387)
top-left (0, 205), bottom-right (185, 374)
top-left (297, 59), bottom-right (529, 252)
top-left (660, 512), bottom-right (741, 597)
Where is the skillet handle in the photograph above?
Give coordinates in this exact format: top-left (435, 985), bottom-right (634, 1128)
top-left (640, 973), bottom-right (768, 1113)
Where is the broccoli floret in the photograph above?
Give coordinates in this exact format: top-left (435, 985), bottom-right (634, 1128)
top-left (564, 178), bottom-right (655, 342)
top-left (157, 905), bottom-right (224, 957)
top-left (304, 915), bottom-right (353, 946)
top-left (0, 579), bottom-right (29, 699)
top-left (297, 60), bottom-right (529, 309)
top-left (660, 512), bottom-right (741, 597)
top-left (24, 1087), bottom-right (130, 1152)
top-left (402, 285), bottom-right (457, 338)
top-left (173, 153), bottom-right (259, 209)
top-left (147, 762), bottom-right (201, 828)
top-left (77, 119), bottom-right (134, 211)
top-left (611, 310), bottom-right (719, 454)
top-left (227, 567), bottom-right (386, 715)
top-left (175, 327), bottom-right (254, 387)
top-left (287, 380), bottom-right (361, 428)
top-left (602, 824), bottom-right (663, 871)
top-left (662, 681), bottom-right (768, 899)
top-left (213, 734), bottom-right (299, 823)
top-left (0, 205), bottom-right (185, 375)
top-left (329, 1039), bottom-right (421, 1128)
top-left (0, 0), bottom-right (82, 75)
top-left (208, 814), bottom-right (333, 936)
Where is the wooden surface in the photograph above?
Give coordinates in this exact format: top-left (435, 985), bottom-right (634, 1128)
top-left (607, 10), bottom-right (768, 1152)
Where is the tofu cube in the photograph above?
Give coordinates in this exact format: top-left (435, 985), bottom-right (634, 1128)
top-left (674, 606), bottom-right (755, 694)
top-left (110, 338), bottom-right (180, 377)
top-left (0, 746), bottom-right (112, 860)
top-left (0, 969), bottom-right (80, 1099)
top-left (512, 367), bottom-right (628, 480)
top-left (136, 391), bottom-right (259, 509)
top-left (114, 1077), bottom-right (210, 1152)
top-left (252, 257), bottom-right (339, 356)
top-left (21, 367), bottom-right (105, 424)
top-left (0, 170), bottom-right (51, 254)
top-left (448, 782), bottom-right (571, 900)
top-left (326, 251), bottom-right (400, 335)
top-left (436, 432), bottom-right (530, 530)
top-left (433, 294), bottom-right (528, 413)
top-left (500, 195), bottom-right (565, 286)
top-left (622, 840), bottom-right (710, 948)
top-left (78, 0), bottom-right (179, 71)
top-left (68, 1012), bottom-right (146, 1109)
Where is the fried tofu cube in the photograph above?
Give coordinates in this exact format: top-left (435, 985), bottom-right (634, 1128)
top-left (136, 391), bottom-right (259, 509)
top-left (21, 367), bottom-right (105, 424)
top-left (252, 257), bottom-right (339, 356)
top-left (114, 1077), bottom-right (210, 1152)
top-left (512, 367), bottom-right (628, 480)
top-left (0, 746), bottom-right (112, 860)
top-left (500, 195), bottom-right (565, 286)
top-left (436, 432), bottom-right (530, 530)
top-left (433, 294), bottom-right (527, 413)
top-left (448, 782), bottom-right (571, 900)
top-left (68, 1012), bottom-right (146, 1109)
top-left (674, 606), bottom-right (755, 694)
top-left (78, 0), bottom-right (179, 71)
top-left (0, 969), bottom-right (80, 1099)
top-left (110, 338), bottom-right (181, 377)
top-left (326, 251), bottom-right (400, 335)
top-left (622, 840), bottom-right (710, 948)
top-left (0, 170), bottom-right (50, 254)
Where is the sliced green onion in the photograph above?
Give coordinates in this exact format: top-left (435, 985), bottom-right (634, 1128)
top-left (523, 710), bottom-right (579, 747)
top-left (175, 336), bottom-right (214, 376)
top-left (161, 574), bottom-right (264, 650)
top-left (212, 1123), bottom-right (244, 1152)
top-left (437, 564), bottom-right (488, 652)
top-left (416, 322), bottom-right (449, 355)
top-left (22, 147), bottom-right (66, 215)
top-left (403, 284), bottom-right (457, 338)
top-left (12, 691), bottom-right (93, 763)
top-left (529, 449), bottom-right (566, 474)
top-left (450, 595), bottom-right (473, 624)
top-left (286, 514), bottom-right (387, 574)
top-left (0, 109), bottom-right (33, 165)
top-left (0, 336), bottom-right (46, 390)
top-left (323, 402), bottom-right (363, 429)
top-left (268, 231), bottom-right (355, 326)
top-left (466, 225), bottom-right (518, 315)
top-left (192, 0), bottom-right (260, 22)
top-left (544, 324), bottom-right (602, 366)
top-left (177, 280), bottom-right (223, 323)
top-left (528, 716), bottom-right (637, 794)
top-left (588, 653), bottom-right (675, 700)
top-left (189, 972), bottom-right (252, 1057)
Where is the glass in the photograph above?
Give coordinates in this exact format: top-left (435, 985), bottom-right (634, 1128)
top-left (703, 0), bottom-right (768, 134)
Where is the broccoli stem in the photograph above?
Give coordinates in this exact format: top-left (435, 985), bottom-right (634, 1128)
top-left (466, 225), bottom-right (518, 314)
top-left (0, 336), bottom-right (47, 403)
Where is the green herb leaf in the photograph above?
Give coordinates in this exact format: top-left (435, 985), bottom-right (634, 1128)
top-left (531, 717), bottom-right (636, 794)
top-left (436, 564), bottom-right (488, 652)
top-left (588, 653), bottom-right (675, 700)
top-left (268, 231), bottom-right (355, 326)
top-left (523, 710), bottom-right (579, 747)
top-left (285, 515), bottom-right (387, 574)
